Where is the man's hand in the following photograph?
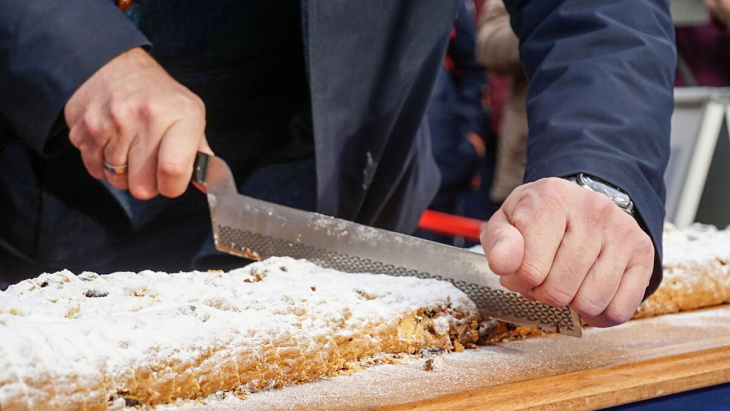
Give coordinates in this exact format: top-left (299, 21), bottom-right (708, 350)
top-left (480, 178), bottom-right (654, 327)
top-left (64, 47), bottom-right (212, 199)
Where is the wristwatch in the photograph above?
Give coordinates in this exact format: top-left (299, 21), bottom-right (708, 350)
top-left (566, 173), bottom-right (634, 217)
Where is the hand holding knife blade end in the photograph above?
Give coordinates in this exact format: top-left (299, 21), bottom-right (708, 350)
top-left (192, 152), bottom-right (582, 337)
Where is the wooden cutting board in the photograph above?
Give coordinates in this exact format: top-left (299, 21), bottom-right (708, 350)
top-left (172, 305), bottom-right (730, 410)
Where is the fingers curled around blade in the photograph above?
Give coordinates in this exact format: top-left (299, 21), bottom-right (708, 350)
top-left (529, 221), bottom-right (601, 308)
top-left (156, 118), bottom-right (206, 198)
top-left (502, 180), bottom-right (569, 292)
top-left (68, 111), bottom-right (115, 180)
top-left (581, 230), bottom-right (654, 327)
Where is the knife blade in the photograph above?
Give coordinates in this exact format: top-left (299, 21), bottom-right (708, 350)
top-left (193, 153), bottom-right (582, 337)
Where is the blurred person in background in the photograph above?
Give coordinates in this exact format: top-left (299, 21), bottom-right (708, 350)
top-left (675, 0), bottom-right (730, 86)
top-left (475, 0), bottom-right (527, 207)
top-left (420, 0), bottom-right (489, 245)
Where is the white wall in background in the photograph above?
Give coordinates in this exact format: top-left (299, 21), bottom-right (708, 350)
top-left (667, 88), bottom-right (730, 228)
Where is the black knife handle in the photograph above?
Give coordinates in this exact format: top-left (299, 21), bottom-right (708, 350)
top-left (193, 152), bottom-right (209, 185)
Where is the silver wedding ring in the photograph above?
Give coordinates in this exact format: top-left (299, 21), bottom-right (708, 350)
top-left (104, 161), bottom-right (128, 175)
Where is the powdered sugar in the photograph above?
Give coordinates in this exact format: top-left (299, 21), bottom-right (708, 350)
top-left (630, 223), bottom-right (730, 318)
top-left (0, 257), bottom-right (478, 409)
top-left (662, 223), bottom-right (730, 266)
top-left (161, 305), bottom-right (730, 410)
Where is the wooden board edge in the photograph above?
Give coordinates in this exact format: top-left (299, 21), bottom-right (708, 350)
top-left (378, 345), bottom-right (730, 411)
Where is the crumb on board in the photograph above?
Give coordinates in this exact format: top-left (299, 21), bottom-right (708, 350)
top-left (423, 356), bottom-right (444, 372)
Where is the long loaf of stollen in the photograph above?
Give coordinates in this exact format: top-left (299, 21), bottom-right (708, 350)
top-left (0, 257), bottom-right (480, 410)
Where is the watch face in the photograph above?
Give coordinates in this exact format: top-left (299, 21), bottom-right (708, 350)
top-left (577, 174), bottom-right (634, 215)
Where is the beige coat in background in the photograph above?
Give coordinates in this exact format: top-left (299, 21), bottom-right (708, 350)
top-left (476, 0), bottom-right (528, 203)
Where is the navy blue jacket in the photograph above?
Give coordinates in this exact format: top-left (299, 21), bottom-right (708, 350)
top-left (0, 0), bottom-right (674, 296)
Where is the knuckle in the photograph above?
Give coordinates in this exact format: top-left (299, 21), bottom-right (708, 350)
top-left (522, 179), bottom-right (567, 213)
top-left (192, 94), bottom-right (206, 113)
top-left (584, 192), bottom-right (614, 224)
top-left (107, 177), bottom-right (128, 190)
top-left (516, 261), bottom-right (548, 288)
top-left (636, 233), bottom-right (655, 257)
top-left (159, 185), bottom-right (185, 199)
top-left (536, 178), bottom-right (570, 203)
top-left (82, 113), bottom-right (105, 138)
top-left (68, 127), bottom-right (83, 148)
top-left (571, 295), bottom-right (608, 318)
top-left (158, 159), bottom-right (190, 179)
top-left (104, 150), bottom-right (126, 165)
top-left (506, 183), bottom-right (527, 199)
top-left (138, 99), bottom-right (162, 121)
top-left (510, 195), bottom-right (560, 231)
top-left (109, 102), bottom-right (133, 129)
top-left (508, 209), bottom-right (531, 231)
top-left (599, 305), bottom-right (634, 327)
top-left (130, 185), bottom-right (156, 201)
top-left (539, 177), bottom-right (566, 193)
top-left (537, 286), bottom-right (572, 308)
top-left (176, 93), bottom-right (205, 114)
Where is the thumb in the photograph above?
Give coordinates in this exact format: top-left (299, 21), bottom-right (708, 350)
top-left (480, 209), bottom-right (524, 275)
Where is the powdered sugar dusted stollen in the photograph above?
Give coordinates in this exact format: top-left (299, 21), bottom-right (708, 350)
top-left (633, 223), bottom-right (730, 319)
top-left (0, 257), bottom-right (480, 410)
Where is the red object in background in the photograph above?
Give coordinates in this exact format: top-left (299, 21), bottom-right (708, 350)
top-left (418, 210), bottom-right (485, 242)
top-left (117, 0), bottom-right (132, 11)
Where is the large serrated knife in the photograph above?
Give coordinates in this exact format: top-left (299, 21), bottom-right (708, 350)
top-left (193, 153), bottom-right (582, 337)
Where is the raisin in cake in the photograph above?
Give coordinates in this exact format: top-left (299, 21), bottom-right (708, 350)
top-left (0, 257), bottom-right (480, 410)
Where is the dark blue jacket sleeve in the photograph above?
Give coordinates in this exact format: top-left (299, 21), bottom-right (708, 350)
top-left (0, 1), bottom-right (150, 154)
top-left (503, 0), bottom-right (676, 297)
